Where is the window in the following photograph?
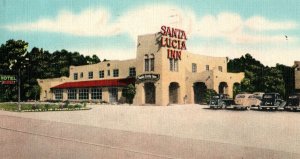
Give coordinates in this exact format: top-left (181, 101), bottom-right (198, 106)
top-left (174, 59), bottom-right (178, 71)
top-left (99, 70), bottom-right (104, 78)
top-left (144, 55), bottom-right (149, 71)
top-left (113, 69), bottom-right (119, 77)
top-left (206, 65), bottom-right (209, 71)
top-left (150, 54), bottom-right (155, 71)
top-left (79, 88), bottom-right (89, 100)
top-left (67, 89), bottom-right (77, 100)
top-left (73, 73), bottom-right (78, 80)
top-left (88, 71), bottom-right (93, 79)
top-left (169, 59), bottom-right (179, 72)
top-left (107, 70), bottom-right (110, 76)
top-left (144, 54), bottom-right (155, 72)
top-left (80, 72), bottom-right (83, 78)
top-left (218, 66), bottom-right (223, 72)
top-left (54, 89), bottom-right (63, 100)
top-left (129, 67), bottom-right (136, 77)
top-left (169, 58), bottom-right (173, 71)
top-left (91, 88), bottom-right (102, 100)
top-left (192, 63), bottom-right (197, 73)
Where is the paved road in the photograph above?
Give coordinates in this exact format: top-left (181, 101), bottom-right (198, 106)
top-left (1, 114), bottom-right (299, 159)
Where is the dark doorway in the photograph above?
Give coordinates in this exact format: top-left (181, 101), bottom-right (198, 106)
top-left (219, 82), bottom-right (228, 94)
top-left (169, 82), bottom-right (180, 104)
top-left (193, 82), bottom-right (207, 104)
top-left (144, 82), bottom-right (155, 104)
top-left (109, 88), bottom-right (118, 103)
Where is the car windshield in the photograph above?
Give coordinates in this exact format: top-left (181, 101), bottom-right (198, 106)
top-left (212, 96), bottom-right (219, 99)
top-left (263, 94), bottom-right (274, 99)
top-left (236, 95), bottom-right (245, 98)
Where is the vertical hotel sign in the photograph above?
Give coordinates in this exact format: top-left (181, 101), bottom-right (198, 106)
top-left (160, 25), bottom-right (187, 60)
top-left (0, 75), bottom-right (16, 84)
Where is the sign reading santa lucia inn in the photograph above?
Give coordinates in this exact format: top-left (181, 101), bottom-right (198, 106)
top-left (160, 25), bottom-right (187, 60)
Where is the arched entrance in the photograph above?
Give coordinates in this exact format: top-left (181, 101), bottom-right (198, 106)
top-left (233, 82), bottom-right (241, 98)
top-left (193, 82), bottom-right (207, 104)
top-left (144, 82), bottom-right (155, 104)
top-left (169, 82), bottom-right (180, 104)
top-left (219, 82), bottom-right (228, 94)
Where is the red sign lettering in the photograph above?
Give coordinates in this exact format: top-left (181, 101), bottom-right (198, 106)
top-left (160, 25), bottom-right (187, 60)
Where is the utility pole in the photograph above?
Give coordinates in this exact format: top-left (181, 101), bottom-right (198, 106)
top-left (18, 68), bottom-right (21, 111)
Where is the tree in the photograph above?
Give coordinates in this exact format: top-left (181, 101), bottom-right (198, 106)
top-left (204, 89), bottom-right (217, 104)
top-left (122, 84), bottom-right (136, 104)
top-left (262, 67), bottom-right (285, 96)
top-left (0, 40), bottom-right (29, 102)
top-left (228, 53), bottom-right (287, 98)
top-left (276, 64), bottom-right (295, 98)
top-left (0, 39), bottom-right (102, 102)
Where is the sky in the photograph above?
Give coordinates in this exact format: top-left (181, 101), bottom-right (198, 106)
top-left (1, 0), bottom-right (300, 66)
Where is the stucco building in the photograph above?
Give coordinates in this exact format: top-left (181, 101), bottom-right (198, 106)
top-left (38, 28), bottom-right (244, 106)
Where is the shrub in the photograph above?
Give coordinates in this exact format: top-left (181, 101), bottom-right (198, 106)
top-left (118, 96), bottom-right (127, 104)
top-left (101, 101), bottom-right (108, 104)
top-left (31, 105), bottom-right (38, 110)
top-left (63, 100), bottom-right (70, 108)
top-left (67, 104), bottom-right (74, 109)
top-left (204, 89), bottom-right (218, 104)
top-left (45, 104), bottom-right (50, 110)
top-left (74, 104), bottom-right (82, 108)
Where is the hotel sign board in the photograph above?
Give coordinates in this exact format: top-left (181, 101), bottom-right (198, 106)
top-left (0, 75), bottom-right (16, 85)
top-left (136, 74), bottom-right (160, 82)
top-left (160, 25), bottom-right (187, 60)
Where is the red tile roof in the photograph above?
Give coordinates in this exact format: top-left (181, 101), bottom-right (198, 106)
top-left (51, 78), bottom-right (135, 89)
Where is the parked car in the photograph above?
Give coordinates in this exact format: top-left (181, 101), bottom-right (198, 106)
top-left (284, 95), bottom-right (300, 111)
top-left (248, 93), bottom-right (264, 108)
top-left (232, 93), bottom-right (253, 110)
top-left (259, 93), bottom-right (286, 110)
top-left (209, 94), bottom-right (234, 109)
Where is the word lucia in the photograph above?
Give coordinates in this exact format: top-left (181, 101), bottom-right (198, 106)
top-left (160, 26), bottom-right (187, 60)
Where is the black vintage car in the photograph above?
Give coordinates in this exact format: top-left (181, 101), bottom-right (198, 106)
top-left (259, 93), bottom-right (286, 110)
top-left (209, 94), bottom-right (234, 109)
top-left (284, 95), bottom-right (300, 111)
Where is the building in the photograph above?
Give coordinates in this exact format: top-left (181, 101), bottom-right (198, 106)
top-left (38, 26), bottom-right (244, 106)
top-left (294, 61), bottom-right (300, 92)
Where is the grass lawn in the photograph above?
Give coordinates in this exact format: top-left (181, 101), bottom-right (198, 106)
top-left (0, 102), bottom-right (88, 112)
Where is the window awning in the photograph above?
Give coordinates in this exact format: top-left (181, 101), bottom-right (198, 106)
top-left (51, 78), bottom-right (135, 89)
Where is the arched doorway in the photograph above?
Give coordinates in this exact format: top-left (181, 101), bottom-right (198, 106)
top-left (144, 82), bottom-right (155, 104)
top-left (233, 82), bottom-right (241, 98)
top-left (193, 82), bottom-right (207, 104)
top-left (169, 82), bottom-right (180, 104)
top-left (219, 82), bottom-right (228, 94)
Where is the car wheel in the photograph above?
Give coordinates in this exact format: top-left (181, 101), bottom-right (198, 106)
top-left (222, 104), bottom-right (226, 109)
